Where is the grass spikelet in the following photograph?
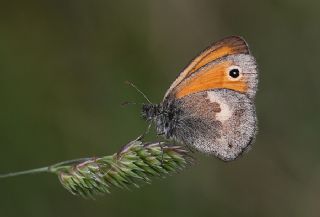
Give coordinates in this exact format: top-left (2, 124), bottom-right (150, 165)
top-left (53, 139), bottom-right (193, 198)
top-left (0, 138), bottom-right (194, 198)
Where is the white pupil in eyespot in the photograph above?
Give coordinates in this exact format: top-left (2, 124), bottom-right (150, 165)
top-left (229, 68), bottom-right (240, 78)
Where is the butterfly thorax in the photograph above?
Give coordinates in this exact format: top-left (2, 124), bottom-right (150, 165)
top-left (142, 101), bottom-right (182, 138)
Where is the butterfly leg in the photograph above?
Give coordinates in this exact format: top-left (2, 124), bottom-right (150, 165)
top-left (154, 133), bottom-right (165, 165)
top-left (137, 122), bottom-right (152, 141)
top-left (158, 141), bottom-right (165, 166)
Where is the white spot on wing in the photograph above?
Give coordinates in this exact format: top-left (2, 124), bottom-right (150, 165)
top-left (206, 92), bottom-right (232, 122)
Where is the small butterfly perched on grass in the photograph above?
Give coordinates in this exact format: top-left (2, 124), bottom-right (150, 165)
top-left (141, 36), bottom-right (258, 161)
top-left (0, 36), bottom-right (258, 197)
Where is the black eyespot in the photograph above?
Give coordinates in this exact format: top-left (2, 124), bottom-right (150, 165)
top-left (229, 68), bottom-right (240, 78)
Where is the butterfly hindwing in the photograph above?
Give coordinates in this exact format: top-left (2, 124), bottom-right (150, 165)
top-left (173, 89), bottom-right (257, 161)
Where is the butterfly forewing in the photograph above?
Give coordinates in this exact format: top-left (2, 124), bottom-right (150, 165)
top-left (164, 36), bottom-right (250, 99)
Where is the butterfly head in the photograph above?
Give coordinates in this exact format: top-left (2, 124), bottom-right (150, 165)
top-left (141, 103), bottom-right (160, 121)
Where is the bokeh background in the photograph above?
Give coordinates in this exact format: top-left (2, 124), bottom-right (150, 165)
top-left (0, 1), bottom-right (320, 216)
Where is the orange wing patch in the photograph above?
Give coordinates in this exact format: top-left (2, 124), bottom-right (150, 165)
top-left (164, 36), bottom-right (249, 99)
top-left (185, 36), bottom-right (249, 76)
top-left (175, 61), bottom-right (247, 99)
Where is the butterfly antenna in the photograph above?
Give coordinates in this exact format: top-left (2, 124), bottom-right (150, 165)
top-left (121, 101), bottom-right (137, 107)
top-left (125, 81), bottom-right (152, 104)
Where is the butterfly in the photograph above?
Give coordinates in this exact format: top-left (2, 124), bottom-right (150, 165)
top-left (141, 36), bottom-right (258, 161)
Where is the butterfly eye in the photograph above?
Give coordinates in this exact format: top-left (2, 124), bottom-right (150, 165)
top-left (227, 66), bottom-right (242, 80)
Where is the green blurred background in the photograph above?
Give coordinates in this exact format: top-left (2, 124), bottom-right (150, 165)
top-left (0, 0), bottom-right (319, 216)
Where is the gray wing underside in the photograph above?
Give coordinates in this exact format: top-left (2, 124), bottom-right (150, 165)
top-left (174, 89), bottom-right (257, 161)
